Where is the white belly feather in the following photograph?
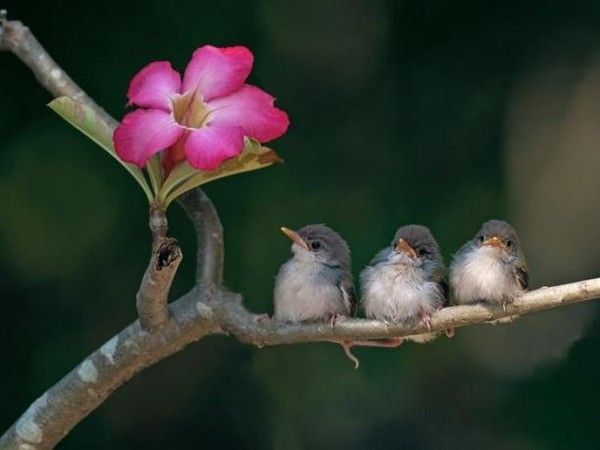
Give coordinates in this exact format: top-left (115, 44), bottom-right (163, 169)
top-left (450, 246), bottom-right (520, 304)
top-left (274, 261), bottom-right (347, 322)
top-left (361, 263), bottom-right (442, 322)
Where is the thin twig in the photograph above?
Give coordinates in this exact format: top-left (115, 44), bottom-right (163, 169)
top-left (178, 188), bottom-right (224, 286)
top-left (0, 12), bottom-right (115, 128)
top-left (148, 204), bottom-right (169, 249)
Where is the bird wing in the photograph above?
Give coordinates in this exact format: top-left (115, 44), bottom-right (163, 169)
top-left (338, 273), bottom-right (357, 317)
top-left (514, 263), bottom-right (529, 290)
top-left (439, 278), bottom-right (450, 306)
top-left (429, 261), bottom-right (449, 306)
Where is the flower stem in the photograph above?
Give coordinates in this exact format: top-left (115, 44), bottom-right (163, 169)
top-left (149, 203), bottom-right (168, 249)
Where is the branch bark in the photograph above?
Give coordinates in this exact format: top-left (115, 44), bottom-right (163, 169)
top-left (2, 11), bottom-right (600, 450)
top-left (148, 205), bottom-right (169, 250)
top-left (178, 188), bottom-right (224, 286)
top-left (136, 238), bottom-right (182, 331)
top-left (136, 206), bottom-right (181, 331)
top-left (0, 288), bottom-right (222, 450)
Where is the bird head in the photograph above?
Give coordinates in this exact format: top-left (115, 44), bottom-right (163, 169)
top-left (389, 224), bottom-right (442, 266)
top-left (280, 224), bottom-right (350, 268)
top-left (474, 219), bottom-right (521, 257)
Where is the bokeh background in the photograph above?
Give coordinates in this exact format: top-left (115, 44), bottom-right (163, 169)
top-left (1, 0), bottom-right (600, 448)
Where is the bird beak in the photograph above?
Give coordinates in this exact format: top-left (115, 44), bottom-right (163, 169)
top-left (483, 235), bottom-right (505, 250)
top-left (393, 238), bottom-right (418, 258)
top-left (280, 227), bottom-right (309, 250)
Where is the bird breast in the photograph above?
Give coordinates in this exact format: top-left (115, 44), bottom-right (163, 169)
top-left (361, 263), bottom-right (442, 321)
top-left (450, 246), bottom-right (518, 304)
top-left (274, 260), bottom-right (347, 322)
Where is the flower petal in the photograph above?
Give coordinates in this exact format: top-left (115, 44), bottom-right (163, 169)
top-left (127, 61), bottom-right (181, 110)
top-left (182, 45), bottom-right (253, 102)
top-left (184, 125), bottom-right (244, 170)
top-left (162, 131), bottom-right (189, 174)
top-left (206, 85), bottom-right (289, 142)
top-left (114, 109), bottom-right (184, 167)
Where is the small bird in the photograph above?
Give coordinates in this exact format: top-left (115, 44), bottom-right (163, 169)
top-left (449, 219), bottom-right (528, 306)
top-left (360, 225), bottom-right (447, 342)
top-left (274, 224), bottom-right (355, 323)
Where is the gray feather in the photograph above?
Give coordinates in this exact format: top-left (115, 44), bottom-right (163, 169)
top-left (449, 220), bottom-right (528, 305)
top-left (338, 272), bottom-right (356, 316)
top-left (360, 225), bottom-right (446, 331)
top-left (274, 224), bottom-right (354, 323)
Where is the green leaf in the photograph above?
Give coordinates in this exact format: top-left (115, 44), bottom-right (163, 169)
top-left (160, 138), bottom-right (283, 207)
top-left (48, 96), bottom-right (153, 202)
top-left (146, 155), bottom-right (163, 195)
top-left (159, 157), bottom-right (199, 198)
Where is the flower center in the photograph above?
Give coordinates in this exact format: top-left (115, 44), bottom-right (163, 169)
top-left (171, 91), bottom-right (211, 129)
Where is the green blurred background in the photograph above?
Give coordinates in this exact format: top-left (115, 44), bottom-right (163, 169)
top-left (1, 0), bottom-right (600, 448)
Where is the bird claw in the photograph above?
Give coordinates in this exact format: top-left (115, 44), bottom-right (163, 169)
top-left (421, 313), bottom-right (433, 331)
top-left (502, 297), bottom-right (515, 312)
top-left (340, 340), bottom-right (360, 369)
top-left (328, 313), bottom-right (345, 327)
top-left (333, 338), bottom-right (404, 369)
top-left (253, 313), bottom-right (270, 323)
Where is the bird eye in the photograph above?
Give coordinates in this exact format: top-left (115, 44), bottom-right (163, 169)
top-left (310, 241), bottom-right (321, 250)
top-left (479, 235), bottom-right (485, 243)
top-left (506, 240), bottom-right (512, 247)
top-left (417, 248), bottom-right (429, 257)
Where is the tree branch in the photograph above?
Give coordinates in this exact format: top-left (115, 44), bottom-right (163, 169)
top-left (136, 206), bottom-right (181, 331)
top-left (0, 10), bottom-right (115, 128)
top-left (2, 277), bottom-right (599, 448)
top-left (136, 238), bottom-right (182, 331)
top-left (0, 287), bottom-right (223, 450)
top-left (217, 278), bottom-right (600, 345)
top-left (2, 11), bottom-right (600, 450)
top-left (178, 188), bottom-right (224, 286)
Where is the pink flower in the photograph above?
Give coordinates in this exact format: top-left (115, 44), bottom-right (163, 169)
top-left (114, 46), bottom-right (289, 171)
